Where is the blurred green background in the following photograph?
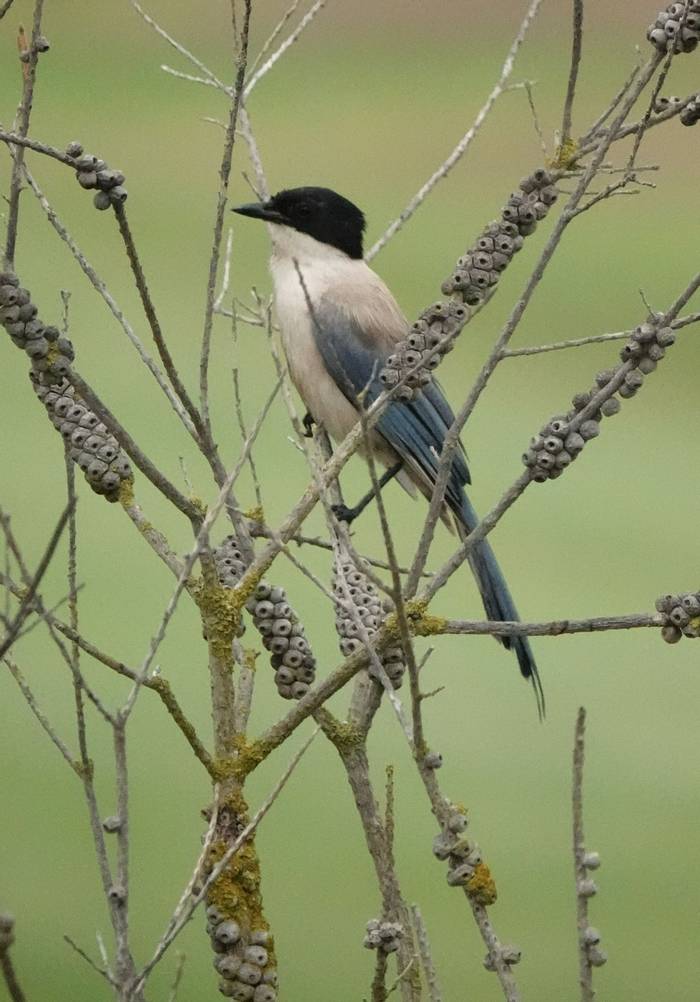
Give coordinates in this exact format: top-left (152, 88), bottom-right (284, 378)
top-left (1, 1), bottom-right (699, 999)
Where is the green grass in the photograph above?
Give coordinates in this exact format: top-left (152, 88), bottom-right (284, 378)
top-left (1, 2), bottom-right (700, 1000)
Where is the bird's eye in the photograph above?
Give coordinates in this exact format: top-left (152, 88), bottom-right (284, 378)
top-left (297, 203), bottom-right (312, 217)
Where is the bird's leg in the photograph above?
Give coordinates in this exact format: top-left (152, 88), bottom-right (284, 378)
top-left (302, 411), bottom-right (316, 438)
top-left (332, 461), bottom-right (403, 525)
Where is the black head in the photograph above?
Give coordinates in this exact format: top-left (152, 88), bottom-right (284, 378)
top-left (232, 186), bottom-right (365, 259)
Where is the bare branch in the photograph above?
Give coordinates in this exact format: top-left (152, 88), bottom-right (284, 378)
top-left (133, 725), bottom-right (319, 991)
top-left (560, 0), bottom-right (585, 148)
top-left (243, 0), bottom-right (326, 99)
top-left (199, 0), bottom-right (253, 432)
top-left (0, 914), bottom-right (25, 1002)
top-left (4, 0), bottom-right (46, 270)
top-left (366, 0), bottom-right (544, 260)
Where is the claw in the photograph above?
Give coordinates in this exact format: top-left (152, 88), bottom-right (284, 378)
top-left (331, 502), bottom-right (356, 524)
top-left (303, 412), bottom-right (316, 438)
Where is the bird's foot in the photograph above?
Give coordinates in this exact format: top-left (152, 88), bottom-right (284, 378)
top-left (331, 503), bottom-right (358, 525)
top-left (302, 412), bottom-right (316, 438)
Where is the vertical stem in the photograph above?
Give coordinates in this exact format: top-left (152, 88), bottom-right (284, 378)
top-left (572, 707), bottom-right (594, 1002)
top-left (337, 743), bottom-right (421, 1002)
top-left (4, 0), bottom-right (45, 270)
top-left (561, 0), bottom-right (584, 146)
top-left (199, 0), bottom-right (253, 433)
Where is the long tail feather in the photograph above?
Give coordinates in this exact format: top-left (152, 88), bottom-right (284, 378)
top-left (456, 496), bottom-right (545, 718)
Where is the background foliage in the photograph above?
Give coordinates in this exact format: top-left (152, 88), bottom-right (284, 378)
top-left (0, 1), bottom-right (698, 998)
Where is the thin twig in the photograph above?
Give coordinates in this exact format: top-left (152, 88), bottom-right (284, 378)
top-left (4, 0), bottom-right (45, 270)
top-left (199, 0), bottom-right (253, 433)
top-left (500, 311), bottom-right (700, 357)
top-left (68, 371), bottom-right (201, 522)
top-left (366, 0), bottom-right (544, 260)
top-left (133, 725), bottom-right (319, 992)
top-left (0, 501), bottom-right (73, 661)
top-left (113, 203), bottom-right (206, 443)
top-left (573, 707), bottom-right (594, 1002)
top-left (560, 0), bottom-right (584, 148)
top-left (3, 656), bottom-right (76, 769)
top-left (411, 906), bottom-right (442, 1002)
top-left (9, 156), bottom-right (198, 438)
top-left (166, 953), bottom-right (186, 1002)
top-left (243, 0), bottom-right (326, 99)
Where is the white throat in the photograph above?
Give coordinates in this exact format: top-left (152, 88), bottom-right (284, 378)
top-left (269, 223), bottom-right (350, 267)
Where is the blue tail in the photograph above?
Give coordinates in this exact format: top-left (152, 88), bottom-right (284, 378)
top-left (456, 494), bottom-right (544, 718)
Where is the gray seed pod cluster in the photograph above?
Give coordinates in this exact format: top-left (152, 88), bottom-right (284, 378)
top-left (578, 849), bottom-right (607, 967)
top-left (32, 375), bottom-right (133, 501)
top-left (483, 945), bottom-right (522, 971)
top-left (0, 271), bottom-right (132, 502)
top-left (432, 817), bottom-right (484, 889)
top-left (680, 93), bottom-right (700, 125)
top-left (363, 918), bottom-right (403, 954)
top-left (379, 301), bottom-right (467, 401)
top-left (207, 913), bottom-right (278, 1001)
top-left (245, 581), bottom-right (316, 699)
top-left (213, 535), bottom-right (247, 639)
top-left (378, 169), bottom-right (558, 400)
top-left (65, 141), bottom-right (128, 209)
top-left (647, 2), bottom-right (700, 53)
top-left (442, 168), bottom-right (558, 301)
top-left (524, 321), bottom-right (675, 483)
top-left (332, 555), bottom-right (406, 688)
top-left (656, 590), bottom-right (700, 642)
top-left (0, 271), bottom-right (74, 382)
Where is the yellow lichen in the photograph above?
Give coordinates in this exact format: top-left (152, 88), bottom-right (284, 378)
top-left (243, 504), bottom-right (264, 523)
top-left (549, 138), bottom-right (579, 170)
top-left (467, 862), bottom-right (498, 906)
top-left (188, 495), bottom-right (208, 517)
top-left (205, 791), bottom-right (275, 963)
top-left (195, 580), bottom-right (245, 670)
top-left (413, 612), bottom-right (448, 637)
top-left (212, 736), bottom-right (273, 782)
top-left (118, 477), bottom-right (135, 508)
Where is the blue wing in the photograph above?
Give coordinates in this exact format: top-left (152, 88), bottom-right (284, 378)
top-left (311, 297), bottom-right (543, 713)
top-left (312, 299), bottom-right (471, 512)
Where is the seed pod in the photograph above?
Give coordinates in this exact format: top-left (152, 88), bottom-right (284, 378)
top-left (77, 171), bottom-right (98, 189)
top-left (577, 879), bottom-right (598, 897)
top-left (253, 987), bottom-right (277, 1002)
top-left (583, 851), bottom-right (601, 870)
top-left (216, 955), bottom-right (242, 978)
top-left (215, 920), bottom-right (241, 946)
top-left (588, 945), bottom-right (608, 967)
top-left (600, 398), bottom-right (621, 417)
top-left (424, 751), bottom-right (443, 769)
top-left (237, 963), bottom-right (262, 987)
top-left (583, 926), bottom-right (601, 945)
top-left (94, 190), bottom-right (112, 211)
top-left (579, 420), bottom-right (599, 441)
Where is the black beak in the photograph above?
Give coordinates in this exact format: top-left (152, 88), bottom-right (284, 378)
top-left (232, 200), bottom-right (286, 224)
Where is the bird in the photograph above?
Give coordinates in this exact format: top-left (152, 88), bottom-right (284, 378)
top-left (233, 186), bottom-right (543, 715)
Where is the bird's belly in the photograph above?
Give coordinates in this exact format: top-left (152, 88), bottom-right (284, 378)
top-left (280, 311), bottom-right (360, 443)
